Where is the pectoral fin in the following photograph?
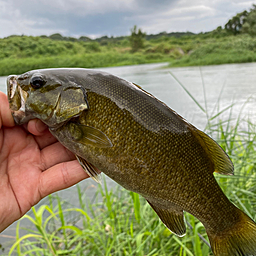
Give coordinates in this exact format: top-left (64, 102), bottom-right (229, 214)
top-left (191, 128), bottom-right (234, 175)
top-left (147, 200), bottom-right (186, 237)
top-left (67, 123), bottom-right (113, 148)
top-left (76, 155), bottom-right (101, 183)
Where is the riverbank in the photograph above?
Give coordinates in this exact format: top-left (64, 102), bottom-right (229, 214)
top-left (1, 33), bottom-right (256, 76)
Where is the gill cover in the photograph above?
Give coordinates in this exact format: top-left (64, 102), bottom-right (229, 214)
top-left (25, 84), bottom-right (89, 127)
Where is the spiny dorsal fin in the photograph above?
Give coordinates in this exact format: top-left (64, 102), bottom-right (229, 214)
top-left (76, 155), bottom-right (101, 183)
top-left (147, 200), bottom-right (186, 237)
top-left (191, 127), bottom-right (234, 175)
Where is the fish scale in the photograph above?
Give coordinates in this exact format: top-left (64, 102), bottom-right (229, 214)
top-left (7, 68), bottom-right (256, 256)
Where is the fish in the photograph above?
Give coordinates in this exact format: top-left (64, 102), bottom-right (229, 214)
top-left (7, 68), bottom-right (256, 256)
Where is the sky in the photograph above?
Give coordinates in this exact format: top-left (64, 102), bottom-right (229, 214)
top-left (0, 0), bottom-right (255, 39)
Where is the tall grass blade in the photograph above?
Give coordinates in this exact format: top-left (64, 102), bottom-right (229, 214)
top-left (172, 236), bottom-right (194, 256)
top-left (199, 67), bottom-right (209, 121)
top-left (169, 71), bottom-right (206, 113)
top-left (8, 234), bottom-right (43, 256)
top-left (130, 192), bottom-right (141, 223)
top-left (208, 103), bottom-right (235, 121)
top-left (209, 79), bottom-right (226, 118)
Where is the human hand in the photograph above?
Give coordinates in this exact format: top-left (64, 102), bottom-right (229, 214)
top-left (0, 92), bottom-right (89, 232)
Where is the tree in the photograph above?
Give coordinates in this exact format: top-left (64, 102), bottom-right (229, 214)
top-left (79, 36), bottom-right (92, 42)
top-left (129, 25), bottom-right (146, 52)
top-left (241, 5), bottom-right (256, 36)
top-left (225, 10), bottom-right (248, 35)
top-left (49, 33), bottom-right (64, 40)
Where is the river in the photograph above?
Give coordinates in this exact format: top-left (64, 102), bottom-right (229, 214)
top-left (1, 62), bottom-right (256, 249)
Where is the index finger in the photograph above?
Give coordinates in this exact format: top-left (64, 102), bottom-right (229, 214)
top-left (0, 92), bottom-right (15, 128)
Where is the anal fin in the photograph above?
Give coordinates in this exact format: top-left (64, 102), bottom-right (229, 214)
top-left (76, 155), bottom-right (101, 183)
top-left (147, 200), bottom-right (186, 237)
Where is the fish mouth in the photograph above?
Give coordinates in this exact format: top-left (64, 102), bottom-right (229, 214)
top-left (7, 75), bottom-right (29, 125)
top-left (8, 76), bottom-right (18, 100)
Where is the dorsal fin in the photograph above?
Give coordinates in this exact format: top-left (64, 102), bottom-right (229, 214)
top-left (190, 127), bottom-right (234, 175)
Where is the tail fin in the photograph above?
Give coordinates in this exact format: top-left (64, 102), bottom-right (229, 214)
top-left (207, 209), bottom-right (256, 256)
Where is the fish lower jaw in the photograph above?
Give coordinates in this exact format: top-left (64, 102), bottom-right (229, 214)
top-left (11, 110), bottom-right (33, 125)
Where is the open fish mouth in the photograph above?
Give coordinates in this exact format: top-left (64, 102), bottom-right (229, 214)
top-left (7, 75), bottom-right (29, 124)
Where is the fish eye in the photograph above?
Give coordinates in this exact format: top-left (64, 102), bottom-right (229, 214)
top-left (30, 76), bottom-right (46, 89)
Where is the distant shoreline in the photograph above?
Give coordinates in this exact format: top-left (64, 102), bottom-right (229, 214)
top-left (1, 33), bottom-right (256, 76)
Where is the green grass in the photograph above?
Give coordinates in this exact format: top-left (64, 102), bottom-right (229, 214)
top-left (7, 180), bottom-right (213, 256)
top-left (3, 74), bottom-right (256, 256)
top-left (0, 52), bottom-right (171, 77)
top-left (170, 34), bottom-right (256, 67)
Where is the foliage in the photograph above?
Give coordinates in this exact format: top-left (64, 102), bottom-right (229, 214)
top-left (224, 4), bottom-right (256, 36)
top-left (241, 5), bottom-right (256, 36)
top-left (224, 10), bottom-right (248, 35)
top-left (170, 34), bottom-right (256, 67)
top-left (2, 30), bottom-right (256, 76)
top-left (0, 51), bottom-right (171, 76)
top-left (145, 31), bottom-right (195, 40)
top-left (6, 180), bottom-right (213, 256)
top-left (129, 25), bottom-right (146, 52)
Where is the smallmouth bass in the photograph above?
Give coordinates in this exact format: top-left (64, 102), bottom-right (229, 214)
top-left (7, 68), bottom-right (256, 256)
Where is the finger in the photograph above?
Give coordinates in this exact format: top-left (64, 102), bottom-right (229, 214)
top-left (27, 120), bottom-right (60, 149)
top-left (0, 92), bottom-right (15, 128)
top-left (34, 130), bottom-right (58, 149)
top-left (38, 160), bottom-right (89, 198)
top-left (27, 119), bottom-right (48, 136)
top-left (40, 142), bottom-right (76, 170)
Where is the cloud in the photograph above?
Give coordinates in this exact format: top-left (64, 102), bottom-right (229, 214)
top-left (135, 0), bottom-right (256, 34)
top-left (0, 0), bottom-right (254, 38)
top-left (5, 0), bottom-right (137, 16)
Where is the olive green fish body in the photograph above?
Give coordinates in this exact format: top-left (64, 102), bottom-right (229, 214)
top-left (7, 68), bottom-right (256, 256)
top-left (52, 89), bottom-right (229, 227)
